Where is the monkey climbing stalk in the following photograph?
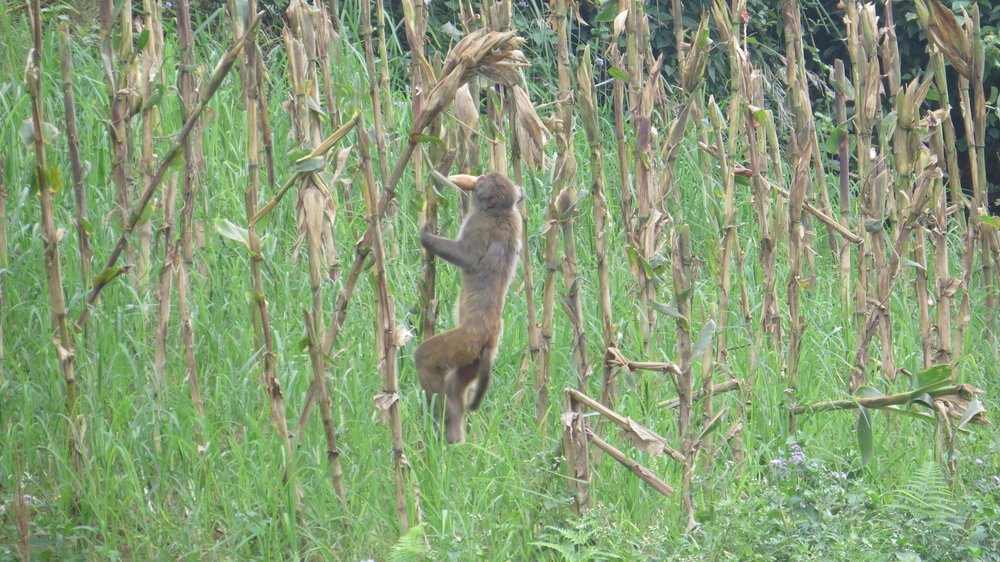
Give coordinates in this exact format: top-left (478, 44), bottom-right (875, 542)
top-left (26, 0), bottom-right (83, 473)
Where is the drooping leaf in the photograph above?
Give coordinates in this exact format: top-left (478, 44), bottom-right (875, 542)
top-left (692, 319), bottom-right (717, 357)
top-left (292, 157), bottom-right (325, 173)
top-left (92, 266), bottom-right (126, 287)
top-left (824, 123), bottom-right (849, 155)
top-left (956, 398), bottom-right (986, 429)
top-left (912, 364), bottom-right (952, 392)
top-left (19, 119), bottom-right (35, 145)
top-left (608, 66), bottom-right (629, 82)
top-left (695, 407), bottom-right (727, 444)
top-left (981, 215), bottom-right (1000, 229)
top-left (855, 386), bottom-right (884, 400)
top-left (214, 218), bottom-right (251, 250)
top-left (136, 28), bottom-right (150, 52)
top-left (45, 165), bottom-right (63, 194)
top-left (410, 134), bottom-right (445, 149)
top-left (857, 407), bottom-right (874, 466)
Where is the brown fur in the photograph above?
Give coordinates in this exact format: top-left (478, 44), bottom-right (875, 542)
top-left (414, 173), bottom-right (523, 443)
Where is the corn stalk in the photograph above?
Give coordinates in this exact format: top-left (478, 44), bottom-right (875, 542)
top-left (57, 21), bottom-right (92, 302)
top-left (76, 10), bottom-right (260, 330)
top-left (26, 0), bottom-right (83, 474)
top-left (357, 125), bottom-right (414, 532)
top-left (845, 2), bottom-right (879, 390)
top-left (99, 0), bottom-right (138, 289)
top-left (174, 0), bottom-right (204, 414)
top-left (578, 46), bottom-right (616, 412)
top-left (362, 0), bottom-right (390, 181)
top-left (229, 6), bottom-right (300, 512)
top-left (670, 225), bottom-right (696, 530)
top-left (781, 0), bottom-right (812, 433)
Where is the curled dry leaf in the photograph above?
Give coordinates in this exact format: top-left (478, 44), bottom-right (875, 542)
top-left (605, 347), bottom-right (631, 369)
top-left (624, 419), bottom-right (667, 456)
top-left (454, 84), bottom-right (479, 132)
top-left (613, 10), bottom-right (628, 38)
top-left (414, 30), bottom-right (527, 135)
top-left (301, 186), bottom-right (325, 242)
top-left (512, 85), bottom-right (548, 172)
top-left (934, 384), bottom-right (989, 425)
top-left (373, 391), bottom-right (398, 411)
top-left (393, 323), bottom-right (413, 347)
top-left (555, 186), bottom-right (574, 217)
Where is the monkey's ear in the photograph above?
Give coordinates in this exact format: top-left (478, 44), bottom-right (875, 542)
top-left (483, 193), bottom-right (501, 209)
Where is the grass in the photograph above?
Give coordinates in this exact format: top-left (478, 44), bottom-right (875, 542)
top-left (1, 4), bottom-right (999, 561)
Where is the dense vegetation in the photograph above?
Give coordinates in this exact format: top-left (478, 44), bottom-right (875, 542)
top-left (1, 0), bottom-right (998, 560)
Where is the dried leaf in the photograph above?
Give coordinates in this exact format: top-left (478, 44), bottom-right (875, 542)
top-left (613, 10), bottom-right (628, 38)
top-left (373, 391), bottom-right (398, 411)
top-left (512, 85), bottom-right (548, 172)
top-left (624, 419), bottom-right (666, 456)
top-left (454, 84), bottom-right (478, 131)
top-left (393, 324), bottom-right (413, 347)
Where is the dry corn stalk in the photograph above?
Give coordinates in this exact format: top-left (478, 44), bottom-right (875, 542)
top-left (77, 11), bottom-right (262, 330)
top-left (781, 0), bottom-right (812, 432)
top-left (27, 0), bottom-right (79, 430)
top-left (174, 0), bottom-right (204, 415)
top-left (357, 123), bottom-right (416, 532)
top-left (578, 46), bottom-right (616, 412)
top-left (57, 22), bottom-right (92, 302)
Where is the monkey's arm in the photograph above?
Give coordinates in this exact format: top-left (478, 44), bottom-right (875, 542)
top-left (421, 224), bottom-right (477, 270)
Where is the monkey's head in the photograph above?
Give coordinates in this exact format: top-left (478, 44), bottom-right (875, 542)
top-left (450, 172), bottom-right (523, 213)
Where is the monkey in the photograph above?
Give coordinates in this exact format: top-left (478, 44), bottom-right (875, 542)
top-left (414, 172), bottom-right (523, 443)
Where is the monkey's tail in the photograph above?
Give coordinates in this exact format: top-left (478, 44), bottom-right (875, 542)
top-left (467, 356), bottom-right (491, 411)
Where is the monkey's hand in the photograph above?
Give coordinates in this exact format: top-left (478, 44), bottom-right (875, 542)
top-left (420, 222), bottom-right (434, 249)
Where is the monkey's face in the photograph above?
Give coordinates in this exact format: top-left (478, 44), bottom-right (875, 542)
top-left (473, 173), bottom-right (523, 213)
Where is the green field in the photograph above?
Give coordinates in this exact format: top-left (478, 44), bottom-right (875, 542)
top-left (1, 1), bottom-right (998, 560)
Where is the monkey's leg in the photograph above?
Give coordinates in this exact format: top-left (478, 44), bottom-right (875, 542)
top-left (415, 337), bottom-right (450, 428)
top-left (467, 350), bottom-right (494, 411)
top-left (415, 328), bottom-right (482, 443)
top-left (444, 360), bottom-right (479, 443)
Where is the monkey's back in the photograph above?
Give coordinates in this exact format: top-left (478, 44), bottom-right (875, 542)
top-left (456, 209), bottom-right (522, 344)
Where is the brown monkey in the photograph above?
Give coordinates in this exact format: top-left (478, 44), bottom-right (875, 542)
top-left (414, 172), bottom-right (523, 443)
